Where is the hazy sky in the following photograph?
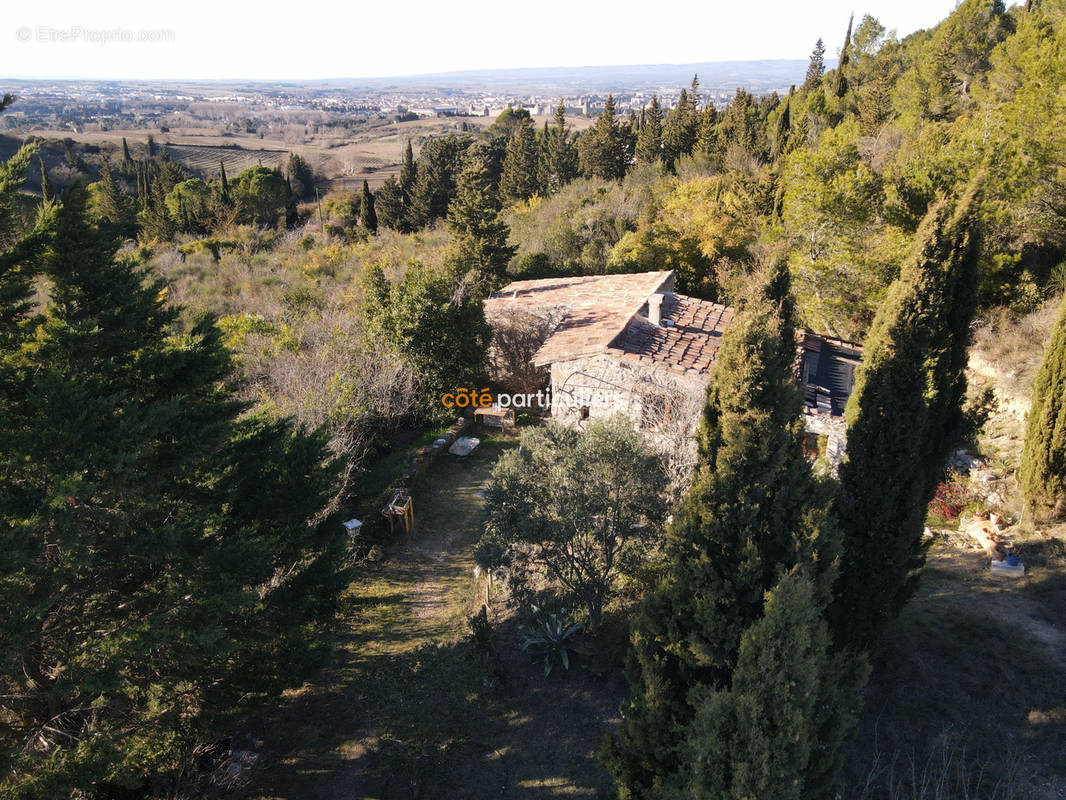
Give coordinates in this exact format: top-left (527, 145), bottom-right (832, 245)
top-left (4, 0), bottom-right (962, 81)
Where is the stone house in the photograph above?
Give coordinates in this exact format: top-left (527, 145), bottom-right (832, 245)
top-left (483, 270), bottom-right (860, 468)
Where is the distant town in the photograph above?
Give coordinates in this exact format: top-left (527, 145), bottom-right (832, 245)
top-left (1, 60), bottom-right (813, 134)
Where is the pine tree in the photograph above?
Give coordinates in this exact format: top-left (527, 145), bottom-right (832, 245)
top-left (635, 96), bottom-right (663, 164)
top-left (0, 186), bottom-right (346, 794)
top-left (804, 38), bottom-right (827, 89)
top-left (94, 154), bottom-right (136, 234)
top-left (834, 14), bottom-right (855, 98)
top-left (408, 134), bottom-right (469, 230)
top-left (1021, 294), bottom-right (1066, 518)
top-left (694, 104), bottom-right (719, 156)
top-left (602, 263), bottom-right (834, 798)
top-left (662, 87), bottom-right (699, 167)
top-left (359, 178), bottom-right (378, 234)
top-left (580, 95), bottom-right (627, 181)
top-left (540, 101), bottom-right (577, 192)
top-left (445, 153), bottom-right (517, 291)
top-left (831, 182), bottom-right (982, 649)
top-left (499, 113), bottom-right (539, 205)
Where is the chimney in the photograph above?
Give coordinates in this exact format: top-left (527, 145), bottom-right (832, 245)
top-left (648, 293), bottom-right (663, 326)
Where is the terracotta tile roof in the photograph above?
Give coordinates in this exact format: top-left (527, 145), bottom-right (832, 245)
top-left (609, 293), bottom-right (734, 376)
top-left (484, 271), bottom-right (675, 366)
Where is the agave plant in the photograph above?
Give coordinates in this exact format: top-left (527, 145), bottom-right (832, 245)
top-left (519, 608), bottom-right (584, 677)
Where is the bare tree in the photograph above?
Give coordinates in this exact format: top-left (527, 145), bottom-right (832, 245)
top-left (629, 372), bottom-right (706, 502)
top-left (487, 307), bottom-right (560, 393)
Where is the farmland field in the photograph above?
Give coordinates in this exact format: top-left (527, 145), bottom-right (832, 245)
top-left (19, 113), bottom-right (594, 190)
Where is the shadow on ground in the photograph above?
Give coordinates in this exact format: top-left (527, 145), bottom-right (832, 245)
top-left (232, 432), bottom-right (625, 800)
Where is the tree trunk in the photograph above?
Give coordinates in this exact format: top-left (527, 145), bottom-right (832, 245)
top-left (587, 597), bottom-right (603, 633)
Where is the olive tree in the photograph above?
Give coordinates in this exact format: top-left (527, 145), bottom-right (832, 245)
top-left (481, 415), bottom-right (668, 631)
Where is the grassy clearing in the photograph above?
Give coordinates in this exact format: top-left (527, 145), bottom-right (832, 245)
top-left (238, 426), bottom-right (623, 800)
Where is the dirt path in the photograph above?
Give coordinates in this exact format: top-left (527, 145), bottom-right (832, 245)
top-left (236, 431), bottom-right (620, 800)
top-left (237, 440), bottom-right (501, 799)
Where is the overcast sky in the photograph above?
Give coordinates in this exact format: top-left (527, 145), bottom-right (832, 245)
top-left (3, 0), bottom-right (962, 81)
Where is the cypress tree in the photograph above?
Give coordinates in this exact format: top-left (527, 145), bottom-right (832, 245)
top-left (662, 87), bottom-right (699, 167)
top-left (694, 104), bottom-right (719, 155)
top-left (635, 96), bottom-right (663, 164)
top-left (135, 160), bottom-right (150, 209)
top-left (373, 176), bottom-right (404, 230)
top-left (718, 88), bottom-right (759, 155)
top-left (0, 186), bottom-right (346, 794)
top-left (772, 86), bottom-right (794, 159)
top-left (857, 59), bottom-right (896, 135)
top-left (359, 178), bottom-right (378, 234)
top-left (285, 153), bottom-right (315, 200)
top-left (0, 144), bottom-right (47, 354)
top-left (1020, 294), bottom-right (1066, 518)
top-left (38, 156), bottom-right (52, 203)
top-left (398, 139), bottom-right (417, 230)
top-left (138, 173), bottom-right (174, 242)
top-left (673, 571), bottom-right (867, 800)
top-left (831, 181), bottom-right (982, 649)
top-left (408, 134), bottom-right (469, 230)
top-left (121, 136), bottom-right (132, 166)
top-left (499, 114), bottom-right (539, 205)
top-left (602, 262), bottom-right (835, 798)
top-left (219, 158), bottom-right (230, 201)
top-left (833, 14), bottom-right (855, 99)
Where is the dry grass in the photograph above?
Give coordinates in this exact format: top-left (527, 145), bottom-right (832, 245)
top-left (970, 295), bottom-right (1063, 406)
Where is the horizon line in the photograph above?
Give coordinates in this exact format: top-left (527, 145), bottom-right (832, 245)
top-left (0, 56), bottom-right (831, 86)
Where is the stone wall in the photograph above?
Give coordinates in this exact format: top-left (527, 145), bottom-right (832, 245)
top-left (549, 353), bottom-right (707, 487)
top-left (549, 353), bottom-right (703, 428)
